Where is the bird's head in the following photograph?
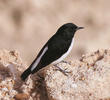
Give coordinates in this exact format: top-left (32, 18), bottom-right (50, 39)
top-left (56, 23), bottom-right (84, 39)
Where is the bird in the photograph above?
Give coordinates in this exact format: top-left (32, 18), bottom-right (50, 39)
top-left (21, 23), bottom-right (84, 81)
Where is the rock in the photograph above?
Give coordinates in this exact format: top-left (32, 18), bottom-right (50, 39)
top-left (32, 49), bottom-right (110, 100)
top-left (14, 93), bottom-right (29, 100)
top-left (0, 50), bottom-right (32, 100)
top-left (0, 49), bottom-right (110, 100)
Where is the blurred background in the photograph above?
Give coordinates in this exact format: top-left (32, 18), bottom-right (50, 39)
top-left (0, 0), bottom-right (110, 65)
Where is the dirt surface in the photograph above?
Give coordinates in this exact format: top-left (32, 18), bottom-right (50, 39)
top-left (0, 49), bottom-right (110, 100)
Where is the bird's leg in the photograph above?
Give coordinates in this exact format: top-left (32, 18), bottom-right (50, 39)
top-left (62, 60), bottom-right (68, 64)
top-left (54, 64), bottom-right (70, 76)
top-left (37, 73), bottom-right (44, 80)
top-left (61, 60), bottom-right (71, 65)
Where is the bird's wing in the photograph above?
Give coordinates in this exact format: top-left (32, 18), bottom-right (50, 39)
top-left (39, 36), bottom-right (71, 66)
top-left (30, 35), bottom-right (71, 73)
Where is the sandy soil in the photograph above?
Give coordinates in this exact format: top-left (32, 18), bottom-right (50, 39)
top-left (0, 49), bottom-right (110, 100)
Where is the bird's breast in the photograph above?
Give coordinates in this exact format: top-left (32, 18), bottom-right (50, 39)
top-left (52, 38), bottom-right (74, 64)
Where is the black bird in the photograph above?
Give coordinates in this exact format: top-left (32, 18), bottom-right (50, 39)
top-left (21, 23), bottom-right (84, 81)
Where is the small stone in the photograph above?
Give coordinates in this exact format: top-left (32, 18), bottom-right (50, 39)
top-left (15, 93), bottom-right (29, 100)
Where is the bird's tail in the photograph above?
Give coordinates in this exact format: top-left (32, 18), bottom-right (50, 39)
top-left (21, 68), bottom-right (31, 81)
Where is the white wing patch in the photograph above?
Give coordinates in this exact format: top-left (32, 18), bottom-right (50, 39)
top-left (31, 46), bottom-right (48, 71)
top-left (52, 38), bottom-right (74, 64)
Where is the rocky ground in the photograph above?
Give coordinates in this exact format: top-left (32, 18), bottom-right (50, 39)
top-left (0, 49), bottom-right (110, 100)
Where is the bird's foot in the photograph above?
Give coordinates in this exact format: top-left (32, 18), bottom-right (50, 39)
top-left (54, 64), bottom-right (70, 76)
top-left (61, 60), bottom-right (71, 65)
top-left (37, 73), bottom-right (44, 80)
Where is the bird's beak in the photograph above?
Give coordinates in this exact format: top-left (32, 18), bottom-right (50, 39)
top-left (76, 27), bottom-right (84, 30)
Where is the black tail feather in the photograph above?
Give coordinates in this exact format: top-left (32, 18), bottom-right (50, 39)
top-left (21, 68), bottom-right (31, 81)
